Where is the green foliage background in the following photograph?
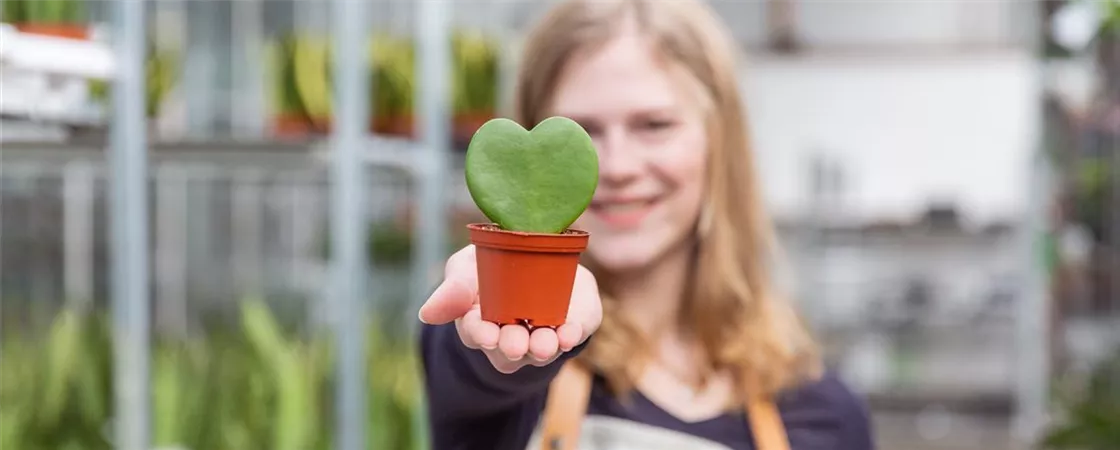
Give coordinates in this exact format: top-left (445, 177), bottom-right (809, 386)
top-left (0, 300), bottom-right (424, 450)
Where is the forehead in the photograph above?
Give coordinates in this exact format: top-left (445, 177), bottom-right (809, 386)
top-left (549, 33), bottom-right (684, 118)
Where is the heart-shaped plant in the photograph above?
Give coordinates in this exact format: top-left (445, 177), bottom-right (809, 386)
top-left (464, 116), bottom-right (599, 234)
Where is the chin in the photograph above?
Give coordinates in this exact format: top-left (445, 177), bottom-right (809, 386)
top-left (583, 230), bottom-right (672, 274)
top-left (586, 246), bottom-right (654, 274)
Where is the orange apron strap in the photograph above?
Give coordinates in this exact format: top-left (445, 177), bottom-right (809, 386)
top-left (745, 394), bottom-right (791, 450)
top-left (539, 362), bottom-right (791, 450)
top-left (539, 362), bottom-right (594, 450)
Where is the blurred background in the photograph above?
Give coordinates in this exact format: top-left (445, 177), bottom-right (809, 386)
top-left (1, 1), bottom-right (1118, 449)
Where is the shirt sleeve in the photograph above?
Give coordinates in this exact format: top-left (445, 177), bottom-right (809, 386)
top-left (419, 321), bottom-right (591, 449)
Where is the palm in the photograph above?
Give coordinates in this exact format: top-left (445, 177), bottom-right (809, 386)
top-left (419, 245), bottom-right (602, 373)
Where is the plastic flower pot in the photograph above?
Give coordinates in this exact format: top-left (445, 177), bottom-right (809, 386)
top-left (463, 116), bottom-right (599, 327)
top-left (452, 112), bottom-right (494, 148)
top-left (272, 114), bottom-right (314, 138)
top-left (15, 24), bottom-right (89, 40)
top-left (468, 223), bottom-right (589, 327)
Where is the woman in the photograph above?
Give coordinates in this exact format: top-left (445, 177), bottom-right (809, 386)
top-left (418, 0), bottom-right (874, 449)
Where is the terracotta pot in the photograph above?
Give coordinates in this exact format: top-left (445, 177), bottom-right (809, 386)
top-left (468, 223), bottom-right (589, 327)
top-left (453, 112), bottom-right (494, 141)
top-left (272, 114), bottom-right (314, 138)
top-left (372, 115), bottom-right (414, 137)
top-left (15, 23), bottom-right (89, 40)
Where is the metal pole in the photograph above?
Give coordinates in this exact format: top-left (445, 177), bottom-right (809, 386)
top-left (1013, 4), bottom-right (1051, 445)
top-left (184, 0), bottom-right (216, 138)
top-left (155, 166), bottom-right (189, 338)
top-left (231, 0), bottom-right (266, 138)
top-left (414, 0), bottom-right (450, 314)
top-left (413, 1), bottom-right (452, 447)
top-left (110, 0), bottom-right (150, 449)
top-left (1111, 120), bottom-right (1120, 316)
top-left (1014, 146), bottom-right (1052, 446)
top-left (331, 0), bottom-right (370, 448)
top-left (63, 161), bottom-right (95, 312)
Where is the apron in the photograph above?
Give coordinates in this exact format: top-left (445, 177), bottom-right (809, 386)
top-left (535, 362), bottom-right (791, 450)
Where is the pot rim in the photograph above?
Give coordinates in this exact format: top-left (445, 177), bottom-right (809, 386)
top-left (467, 223), bottom-right (589, 253)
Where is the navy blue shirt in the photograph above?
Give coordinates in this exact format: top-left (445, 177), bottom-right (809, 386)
top-left (421, 322), bottom-right (874, 450)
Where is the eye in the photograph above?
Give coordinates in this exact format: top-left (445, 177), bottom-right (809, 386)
top-left (572, 120), bottom-right (602, 138)
top-left (635, 117), bottom-right (676, 135)
top-left (642, 119), bottom-right (675, 130)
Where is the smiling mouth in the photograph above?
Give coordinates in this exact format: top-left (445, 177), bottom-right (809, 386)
top-left (589, 197), bottom-right (660, 228)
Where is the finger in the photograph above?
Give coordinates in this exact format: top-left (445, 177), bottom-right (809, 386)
top-left (498, 324), bottom-right (530, 361)
top-left (556, 323), bottom-right (583, 352)
top-left (417, 246), bottom-right (479, 325)
top-left (528, 327), bottom-right (559, 362)
top-left (454, 311), bottom-right (479, 350)
top-left (444, 245), bottom-right (479, 293)
top-left (461, 307), bottom-right (499, 350)
top-left (418, 279), bottom-right (475, 325)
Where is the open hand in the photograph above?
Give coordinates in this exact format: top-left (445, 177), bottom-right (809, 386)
top-left (418, 245), bottom-right (602, 374)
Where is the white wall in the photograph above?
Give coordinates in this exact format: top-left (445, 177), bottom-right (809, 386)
top-left (743, 51), bottom-right (1042, 225)
top-left (490, 0), bottom-right (1027, 49)
top-left (793, 0), bottom-right (1025, 49)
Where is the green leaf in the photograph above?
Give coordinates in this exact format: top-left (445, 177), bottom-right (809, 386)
top-left (41, 309), bottom-right (82, 425)
top-left (274, 347), bottom-right (317, 450)
top-left (464, 116), bottom-right (599, 233)
top-left (241, 299), bottom-right (288, 360)
top-left (1102, 0), bottom-right (1120, 34)
top-left (3, 0), bottom-right (26, 23)
top-left (152, 350), bottom-right (185, 446)
top-left (0, 403), bottom-right (27, 450)
top-left (1042, 346), bottom-right (1120, 449)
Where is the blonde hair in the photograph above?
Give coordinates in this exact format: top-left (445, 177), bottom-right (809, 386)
top-left (514, 0), bottom-right (822, 402)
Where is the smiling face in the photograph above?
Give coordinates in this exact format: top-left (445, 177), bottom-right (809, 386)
top-left (549, 30), bottom-right (710, 274)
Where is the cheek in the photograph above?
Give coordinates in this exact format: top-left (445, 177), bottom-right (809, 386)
top-left (657, 126), bottom-right (709, 219)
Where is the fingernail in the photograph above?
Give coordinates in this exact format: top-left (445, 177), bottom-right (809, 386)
top-left (417, 308), bottom-right (430, 325)
top-left (480, 343), bottom-right (496, 350)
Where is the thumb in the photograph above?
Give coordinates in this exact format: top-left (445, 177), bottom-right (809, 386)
top-left (418, 278), bottom-right (475, 325)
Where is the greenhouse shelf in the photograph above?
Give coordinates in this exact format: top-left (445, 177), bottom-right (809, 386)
top-left (310, 134), bottom-right (465, 173)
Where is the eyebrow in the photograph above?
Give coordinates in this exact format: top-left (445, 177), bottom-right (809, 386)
top-left (554, 104), bottom-right (682, 122)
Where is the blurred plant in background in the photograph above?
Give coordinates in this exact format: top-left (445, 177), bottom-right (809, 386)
top-left (1072, 159), bottom-right (1113, 244)
top-left (266, 29), bottom-right (500, 145)
top-left (1, 0), bottom-right (87, 38)
top-left (0, 300), bottom-right (423, 450)
top-left (87, 47), bottom-right (179, 119)
top-left (1041, 345), bottom-right (1120, 450)
top-left (1103, 0), bottom-right (1120, 34)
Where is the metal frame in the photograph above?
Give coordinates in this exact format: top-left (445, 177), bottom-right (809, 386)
top-left (1012, 6), bottom-right (1053, 444)
top-left (330, 0), bottom-right (370, 448)
top-left (110, 1), bottom-right (150, 449)
top-left (106, 0), bottom-right (452, 448)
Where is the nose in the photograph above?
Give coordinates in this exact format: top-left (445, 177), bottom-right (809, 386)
top-left (596, 128), bottom-right (643, 184)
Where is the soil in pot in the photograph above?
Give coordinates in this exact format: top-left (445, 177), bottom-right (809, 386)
top-left (468, 223), bottom-right (589, 327)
